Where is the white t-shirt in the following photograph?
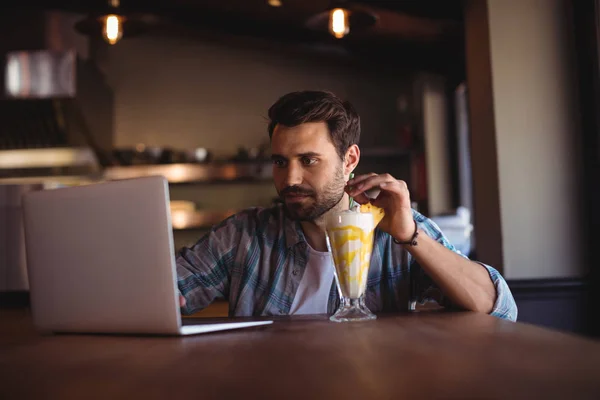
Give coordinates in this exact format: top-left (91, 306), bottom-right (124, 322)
top-left (289, 246), bottom-right (335, 315)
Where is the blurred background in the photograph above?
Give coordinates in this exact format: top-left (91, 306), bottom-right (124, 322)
top-left (0, 0), bottom-right (598, 336)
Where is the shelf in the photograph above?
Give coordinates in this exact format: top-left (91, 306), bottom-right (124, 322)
top-left (170, 209), bottom-right (237, 230)
top-left (0, 175), bottom-right (101, 186)
top-left (103, 162), bottom-right (272, 184)
top-left (0, 147), bottom-right (99, 170)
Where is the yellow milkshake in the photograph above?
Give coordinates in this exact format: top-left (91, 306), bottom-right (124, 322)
top-left (326, 203), bottom-right (384, 322)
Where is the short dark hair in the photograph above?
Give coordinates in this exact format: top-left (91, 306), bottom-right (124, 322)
top-left (267, 91), bottom-right (360, 159)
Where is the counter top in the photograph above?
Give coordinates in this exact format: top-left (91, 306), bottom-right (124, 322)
top-left (2, 309), bottom-right (600, 399)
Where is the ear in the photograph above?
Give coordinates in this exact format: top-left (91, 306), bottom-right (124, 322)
top-left (343, 144), bottom-right (360, 179)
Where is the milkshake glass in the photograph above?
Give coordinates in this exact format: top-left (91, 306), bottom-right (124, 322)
top-left (326, 210), bottom-right (376, 322)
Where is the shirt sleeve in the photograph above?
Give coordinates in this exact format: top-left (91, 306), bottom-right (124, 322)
top-left (410, 210), bottom-right (518, 322)
top-left (176, 214), bottom-right (244, 315)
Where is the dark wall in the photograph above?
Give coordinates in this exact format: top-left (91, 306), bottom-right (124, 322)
top-left (571, 0), bottom-right (600, 338)
top-left (509, 279), bottom-right (590, 336)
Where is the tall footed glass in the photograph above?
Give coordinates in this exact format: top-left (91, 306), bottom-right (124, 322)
top-left (326, 210), bottom-right (376, 322)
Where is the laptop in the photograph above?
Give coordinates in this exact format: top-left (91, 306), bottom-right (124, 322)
top-left (22, 176), bottom-right (272, 335)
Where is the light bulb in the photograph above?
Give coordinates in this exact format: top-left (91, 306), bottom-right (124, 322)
top-left (268, 0), bottom-right (282, 6)
top-left (329, 8), bottom-right (349, 39)
top-left (102, 14), bottom-right (123, 45)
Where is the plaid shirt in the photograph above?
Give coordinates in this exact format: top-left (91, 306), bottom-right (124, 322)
top-left (176, 205), bottom-right (518, 321)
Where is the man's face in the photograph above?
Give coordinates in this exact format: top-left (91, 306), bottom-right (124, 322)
top-left (271, 122), bottom-right (346, 221)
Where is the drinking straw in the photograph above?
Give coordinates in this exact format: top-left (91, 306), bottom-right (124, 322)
top-left (348, 172), bottom-right (356, 210)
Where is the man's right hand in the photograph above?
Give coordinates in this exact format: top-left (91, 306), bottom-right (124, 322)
top-left (179, 294), bottom-right (186, 308)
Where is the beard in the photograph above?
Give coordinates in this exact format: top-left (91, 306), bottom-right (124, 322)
top-left (279, 167), bottom-right (345, 222)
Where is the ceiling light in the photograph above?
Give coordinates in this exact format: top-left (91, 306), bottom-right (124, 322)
top-left (329, 8), bottom-right (349, 39)
top-left (306, 1), bottom-right (377, 40)
top-left (75, 0), bottom-right (151, 45)
top-left (103, 13), bottom-right (124, 45)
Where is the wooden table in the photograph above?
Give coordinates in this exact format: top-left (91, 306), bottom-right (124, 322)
top-left (2, 309), bottom-right (600, 399)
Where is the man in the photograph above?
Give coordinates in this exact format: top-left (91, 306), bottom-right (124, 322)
top-left (176, 91), bottom-right (517, 321)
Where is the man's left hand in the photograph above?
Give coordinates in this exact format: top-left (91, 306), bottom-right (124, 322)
top-left (346, 173), bottom-right (415, 242)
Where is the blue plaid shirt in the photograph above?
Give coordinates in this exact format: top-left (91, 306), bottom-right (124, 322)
top-left (176, 205), bottom-right (517, 321)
